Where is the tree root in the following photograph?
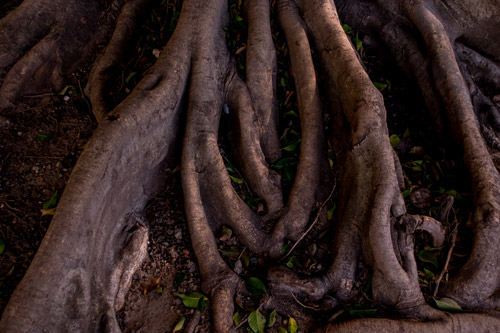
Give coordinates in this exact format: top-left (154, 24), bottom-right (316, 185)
top-left (338, 0), bottom-right (500, 312)
top-left (244, 0), bottom-right (281, 163)
top-left (325, 313), bottom-right (500, 332)
top-left (86, 0), bottom-right (152, 123)
top-left (2, 0), bottom-right (500, 331)
top-left (0, 0), bottom-right (128, 111)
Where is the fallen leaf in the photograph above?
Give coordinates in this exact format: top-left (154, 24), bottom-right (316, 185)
top-left (40, 208), bottom-right (56, 216)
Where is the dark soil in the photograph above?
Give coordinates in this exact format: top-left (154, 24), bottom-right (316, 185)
top-left (0, 76), bottom-right (96, 312)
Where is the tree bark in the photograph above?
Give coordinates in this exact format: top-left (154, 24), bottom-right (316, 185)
top-left (1, 0), bottom-right (500, 331)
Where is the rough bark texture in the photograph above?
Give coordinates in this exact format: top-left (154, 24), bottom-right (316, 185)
top-left (1, 0), bottom-right (500, 331)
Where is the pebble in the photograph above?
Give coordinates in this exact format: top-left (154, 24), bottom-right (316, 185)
top-left (169, 247), bottom-right (178, 259)
top-left (32, 166), bottom-right (40, 173)
top-left (234, 260), bottom-right (243, 274)
top-left (174, 228), bottom-right (182, 240)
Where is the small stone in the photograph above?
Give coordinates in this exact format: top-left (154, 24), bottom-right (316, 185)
top-left (63, 96), bottom-right (70, 101)
top-left (186, 261), bottom-right (196, 273)
top-left (174, 228), bottom-right (182, 240)
top-left (168, 247), bottom-right (178, 259)
top-left (234, 260), bottom-right (243, 274)
top-left (32, 166), bottom-right (40, 173)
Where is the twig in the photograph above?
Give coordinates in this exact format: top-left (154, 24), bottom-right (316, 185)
top-left (25, 155), bottom-right (66, 159)
top-left (1, 201), bottom-right (24, 221)
top-left (280, 180), bottom-right (337, 262)
top-left (78, 79), bottom-right (92, 113)
top-left (433, 211), bottom-right (458, 297)
top-left (290, 292), bottom-right (319, 311)
top-left (25, 93), bottom-right (56, 98)
top-left (184, 310), bottom-right (202, 333)
top-left (0, 152), bottom-right (11, 172)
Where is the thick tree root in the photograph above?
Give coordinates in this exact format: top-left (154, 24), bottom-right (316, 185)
top-left (325, 313), bottom-right (500, 332)
top-left (2, 0), bottom-right (500, 331)
top-left (0, 2), bottom-right (190, 329)
top-left (86, 0), bottom-right (152, 122)
top-left (0, 0), bottom-right (127, 111)
top-left (244, 0), bottom-right (281, 163)
top-left (338, 0), bottom-right (500, 311)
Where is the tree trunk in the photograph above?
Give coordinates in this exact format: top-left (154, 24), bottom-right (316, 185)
top-left (1, 0), bottom-right (499, 331)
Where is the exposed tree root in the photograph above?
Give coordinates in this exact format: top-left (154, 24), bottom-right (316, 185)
top-left (86, 0), bottom-right (152, 122)
top-left (1, 0), bottom-right (500, 331)
top-left (0, 0), bottom-right (129, 111)
top-left (338, 0), bottom-right (500, 312)
top-left (325, 313), bottom-right (500, 332)
top-left (244, 0), bottom-right (281, 163)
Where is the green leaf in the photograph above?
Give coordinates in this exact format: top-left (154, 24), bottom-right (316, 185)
top-left (177, 292), bottom-right (207, 310)
top-left (173, 273), bottom-right (185, 288)
top-left (347, 304), bottom-right (377, 318)
top-left (221, 226), bottom-right (233, 238)
top-left (424, 268), bottom-right (434, 280)
top-left (390, 134), bottom-right (400, 148)
top-left (198, 294), bottom-right (207, 311)
top-left (327, 205), bottom-right (336, 221)
top-left (282, 139), bottom-right (301, 152)
top-left (354, 34), bottom-right (362, 51)
top-left (230, 175), bottom-right (244, 184)
top-left (278, 328), bottom-right (288, 333)
top-left (285, 110), bottom-right (298, 117)
top-left (373, 82), bottom-right (388, 90)
top-left (233, 311), bottom-right (242, 326)
top-left (57, 85), bottom-right (72, 95)
top-left (43, 191), bottom-right (58, 210)
top-left (272, 157), bottom-right (295, 170)
top-left (0, 239), bottom-right (5, 255)
top-left (416, 250), bottom-right (438, 267)
top-left (241, 252), bottom-right (250, 267)
top-left (248, 310), bottom-right (266, 333)
top-left (402, 189), bottom-right (412, 198)
top-left (173, 316), bottom-right (185, 332)
top-left (287, 316), bottom-right (298, 333)
top-left (125, 72), bottom-right (136, 84)
top-left (281, 244), bottom-right (290, 255)
top-left (245, 277), bottom-right (267, 295)
top-left (285, 256), bottom-right (302, 269)
top-left (342, 24), bottom-right (353, 33)
top-left (267, 309), bottom-right (277, 327)
top-left (434, 297), bottom-right (462, 312)
top-left (37, 133), bottom-right (53, 142)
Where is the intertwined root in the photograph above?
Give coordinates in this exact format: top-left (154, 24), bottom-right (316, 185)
top-left (338, 0), bottom-right (500, 311)
top-left (0, 0), bottom-right (94, 109)
top-left (1, 0), bottom-right (500, 331)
